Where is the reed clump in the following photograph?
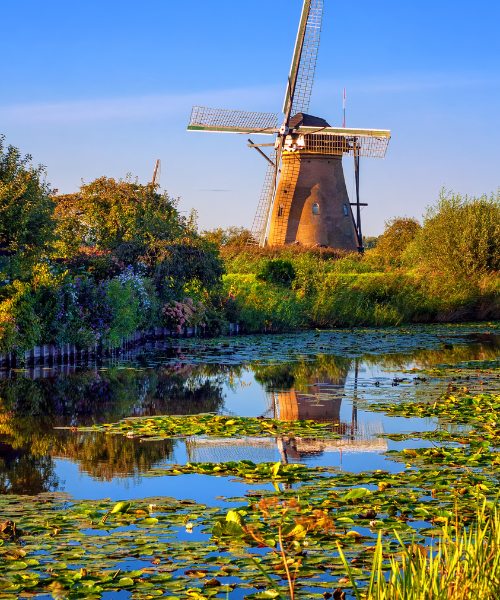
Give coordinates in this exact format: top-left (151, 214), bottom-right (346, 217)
top-left (341, 505), bottom-right (500, 600)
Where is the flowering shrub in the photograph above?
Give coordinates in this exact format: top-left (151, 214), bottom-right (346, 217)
top-left (161, 298), bottom-right (206, 333)
top-left (53, 277), bottom-right (113, 347)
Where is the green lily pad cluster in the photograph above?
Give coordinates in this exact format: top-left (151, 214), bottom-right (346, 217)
top-left (372, 391), bottom-right (500, 430)
top-left (0, 463), bottom-right (498, 599)
top-left (60, 414), bottom-right (343, 441)
top-left (131, 322), bottom-right (499, 366)
top-left (402, 357), bottom-right (500, 377)
top-left (144, 460), bottom-right (334, 482)
top-left (6, 326), bottom-right (500, 599)
top-left (0, 490), bottom-right (393, 600)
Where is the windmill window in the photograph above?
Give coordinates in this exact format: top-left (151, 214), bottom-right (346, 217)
top-left (278, 204), bottom-right (284, 217)
top-left (343, 204), bottom-right (348, 216)
top-left (312, 203), bottom-right (320, 214)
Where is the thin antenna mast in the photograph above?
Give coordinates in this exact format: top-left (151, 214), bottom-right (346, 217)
top-left (343, 88), bottom-right (345, 128)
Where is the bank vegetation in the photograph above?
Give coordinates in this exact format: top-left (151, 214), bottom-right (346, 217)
top-left (1, 134), bottom-right (500, 353)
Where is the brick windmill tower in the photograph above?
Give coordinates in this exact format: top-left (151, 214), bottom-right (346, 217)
top-left (187, 0), bottom-right (391, 250)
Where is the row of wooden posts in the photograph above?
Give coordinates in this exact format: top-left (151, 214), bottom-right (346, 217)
top-left (0, 323), bottom-right (240, 367)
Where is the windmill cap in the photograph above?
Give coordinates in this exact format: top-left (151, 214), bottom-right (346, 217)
top-left (289, 113), bottom-right (330, 129)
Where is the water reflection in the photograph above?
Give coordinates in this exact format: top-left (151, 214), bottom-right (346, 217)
top-left (0, 365), bottom-right (230, 494)
top-left (0, 442), bottom-right (60, 495)
top-left (197, 356), bottom-right (387, 463)
top-left (1, 332), bottom-right (500, 496)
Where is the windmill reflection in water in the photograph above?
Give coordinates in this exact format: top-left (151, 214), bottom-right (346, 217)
top-left (186, 361), bottom-right (387, 470)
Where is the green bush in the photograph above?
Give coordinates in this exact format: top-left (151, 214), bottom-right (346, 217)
top-left (0, 304), bottom-right (18, 354)
top-left (225, 275), bottom-right (307, 332)
top-left (0, 282), bottom-right (42, 352)
top-left (376, 216), bottom-right (422, 263)
top-left (105, 279), bottom-right (141, 345)
top-left (256, 259), bottom-right (296, 286)
top-left (221, 245), bottom-right (348, 275)
top-left (408, 190), bottom-right (500, 277)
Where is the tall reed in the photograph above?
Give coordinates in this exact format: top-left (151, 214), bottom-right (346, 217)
top-left (339, 505), bottom-right (500, 600)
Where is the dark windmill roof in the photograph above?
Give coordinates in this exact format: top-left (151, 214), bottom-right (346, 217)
top-left (289, 113), bottom-right (330, 128)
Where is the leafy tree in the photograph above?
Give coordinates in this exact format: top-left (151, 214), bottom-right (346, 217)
top-left (409, 189), bottom-right (500, 277)
top-left (54, 176), bottom-right (185, 256)
top-left (201, 226), bottom-right (253, 248)
top-left (0, 136), bottom-right (56, 278)
top-left (363, 235), bottom-right (381, 250)
top-left (54, 176), bottom-right (225, 297)
top-left (376, 216), bottom-right (422, 262)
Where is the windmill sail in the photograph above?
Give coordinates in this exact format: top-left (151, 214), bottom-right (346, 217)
top-left (152, 159), bottom-right (161, 186)
top-left (250, 148), bottom-right (280, 245)
top-left (186, 0), bottom-right (391, 250)
top-left (251, 0), bottom-right (325, 246)
top-left (283, 0), bottom-right (324, 119)
top-left (188, 106), bottom-right (279, 134)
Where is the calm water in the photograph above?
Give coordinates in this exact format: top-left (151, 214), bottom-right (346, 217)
top-left (1, 325), bottom-right (500, 503)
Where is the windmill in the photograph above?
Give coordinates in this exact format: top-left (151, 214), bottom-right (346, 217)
top-left (187, 0), bottom-right (390, 250)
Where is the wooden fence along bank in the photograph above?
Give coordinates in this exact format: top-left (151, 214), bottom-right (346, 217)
top-left (0, 324), bottom-right (240, 368)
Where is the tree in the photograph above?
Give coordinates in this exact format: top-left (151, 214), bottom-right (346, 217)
top-left (410, 190), bottom-right (500, 277)
top-left (54, 176), bottom-right (185, 257)
top-left (362, 235), bottom-right (381, 250)
top-left (54, 175), bottom-right (225, 297)
top-left (0, 136), bottom-right (56, 278)
top-left (376, 216), bottom-right (422, 262)
top-left (201, 226), bottom-right (253, 248)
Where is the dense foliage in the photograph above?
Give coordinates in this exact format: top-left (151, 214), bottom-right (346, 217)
top-left (1, 135), bottom-right (499, 350)
top-left (222, 191), bottom-right (500, 332)
top-left (376, 216), bottom-right (422, 262)
top-left (408, 189), bottom-right (500, 276)
top-left (0, 135), bottom-right (56, 280)
top-left (0, 138), bottom-right (229, 355)
top-left (256, 258), bottom-right (296, 286)
top-left (200, 226), bottom-right (253, 248)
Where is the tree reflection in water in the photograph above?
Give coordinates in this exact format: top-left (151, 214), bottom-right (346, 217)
top-left (0, 443), bottom-right (60, 495)
top-left (0, 364), bottom-right (233, 494)
top-left (2, 334), bottom-right (499, 495)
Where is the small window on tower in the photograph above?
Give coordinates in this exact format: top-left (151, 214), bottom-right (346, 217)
top-left (343, 204), bottom-right (348, 216)
top-left (312, 203), bottom-right (319, 214)
top-left (278, 204), bottom-right (284, 217)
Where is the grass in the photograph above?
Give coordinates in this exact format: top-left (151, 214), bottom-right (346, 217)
top-left (222, 248), bottom-right (500, 332)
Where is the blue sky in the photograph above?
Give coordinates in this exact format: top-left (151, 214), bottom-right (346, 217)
top-left (1, 0), bottom-right (499, 235)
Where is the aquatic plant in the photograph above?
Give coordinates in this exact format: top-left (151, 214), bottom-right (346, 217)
top-left (341, 505), bottom-right (500, 600)
top-left (64, 414), bottom-right (343, 441)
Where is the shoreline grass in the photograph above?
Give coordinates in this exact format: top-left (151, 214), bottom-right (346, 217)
top-left (341, 505), bottom-right (500, 600)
